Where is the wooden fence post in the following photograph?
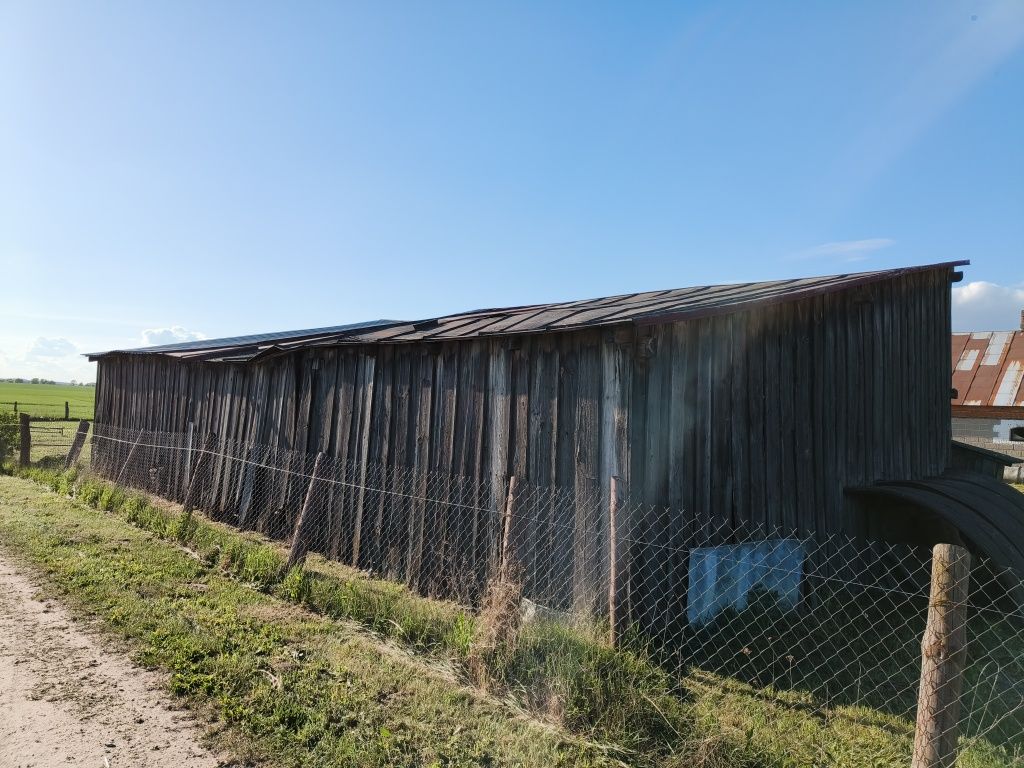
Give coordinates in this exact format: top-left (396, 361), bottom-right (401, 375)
top-left (64, 420), bottom-right (91, 470)
top-left (498, 474), bottom-right (518, 578)
top-left (183, 436), bottom-right (214, 514)
top-left (64, 401), bottom-right (69, 420)
top-left (912, 543), bottom-right (971, 768)
top-left (18, 413), bottom-right (30, 467)
top-left (608, 475), bottom-right (625, 647)
top-left (287, 452), bottom-right (325, 571)
top-left (184, 422), bottom-right (195, 492)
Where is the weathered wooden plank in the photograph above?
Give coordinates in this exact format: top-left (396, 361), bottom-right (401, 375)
top-left (350, 353), bottom-right (377, 568)
top-left (406, 349), bottom-right (434, 589)
top-left (600, 331), bottom-right (632, 625)
top-left (572, 337), bottom-right (602, 615)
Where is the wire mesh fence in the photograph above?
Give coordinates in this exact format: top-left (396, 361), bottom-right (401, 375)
top-left (16, 422), bottom-right (1024, 766)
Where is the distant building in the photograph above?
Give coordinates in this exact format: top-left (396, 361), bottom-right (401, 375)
top-left (950, 312), bottom-right (1024, 479)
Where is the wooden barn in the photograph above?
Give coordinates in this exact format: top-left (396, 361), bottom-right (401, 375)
top-left (88, 260), bottom-right (1024, 621)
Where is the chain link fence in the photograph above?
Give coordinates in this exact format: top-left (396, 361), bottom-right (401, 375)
top-left (14, 422), bottom-right (1024, 766)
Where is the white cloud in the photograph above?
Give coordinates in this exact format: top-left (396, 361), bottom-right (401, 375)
top-left (792, 238), bottom-right (895, 262)
top-left (0, 337), bottom-right (94, 383)
top-left (140, 326), bottom-right (206, 347)
top-left (952, 281), bottom-right (1024, 332)
top-left (26, 337), bottom-right (78, 359)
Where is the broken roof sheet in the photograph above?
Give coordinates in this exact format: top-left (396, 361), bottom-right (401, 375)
top-left (89, 261), bottom-right (966, 363)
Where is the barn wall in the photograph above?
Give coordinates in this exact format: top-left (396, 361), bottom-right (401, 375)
top-left (93, 268), bottom-right (953, 616)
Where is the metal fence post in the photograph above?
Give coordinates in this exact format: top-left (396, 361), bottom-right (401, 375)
top-left (912, 543), bottom-right (971, 768)
top-left (18, 413), bottom-right (30, 467)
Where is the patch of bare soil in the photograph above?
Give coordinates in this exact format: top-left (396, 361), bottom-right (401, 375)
top-left (0, 554), bottom-right (231, 768)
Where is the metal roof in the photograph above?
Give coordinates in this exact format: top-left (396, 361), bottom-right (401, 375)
top-left (89, 261), bottom-right (967, 363)
top-left (848, 470), bottom-right (1024, 604)
top-left (87, 320), bottom-right (402, 362)
top-left (951, 331), bottom-right (1024, 408)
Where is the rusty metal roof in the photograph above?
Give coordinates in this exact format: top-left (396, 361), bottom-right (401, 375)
top-left (89, 261), bottom-right (966, 363)
top-left (952, 331), bottom-right (1024, 408)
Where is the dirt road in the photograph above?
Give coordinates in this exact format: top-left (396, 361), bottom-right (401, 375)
top-left (0, 553), bottom-right (230, 768)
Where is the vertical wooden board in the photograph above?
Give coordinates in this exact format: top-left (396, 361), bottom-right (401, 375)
top-left (509, 340), bottom-right (531, 482)
top-left (527, 339), bottom-right (559, 602)
top-left (638, 326), bottom-right (671, 632)
top-left (599, 332), bottom-right (632, 625)
top-left (350, 352), bottom-right (377, 567)
top-left (729, 313), bottom-right (750, 536)
top-left (501, 339), bottom-right (531, 578)
top-left (452, 342), bottom-right (481, 476)
top-left (847, 292), bottom-right (866, 528)
top-left (572, 337), bottom-right (602, 615)
top-left (381, 348), bottom-right (412, 578)
top-left (369, 346), bottom-right (394, 468)
top-left (311, 350), bottom-right (338, 453)
top-left (366, 346), bottom-right (394, 569)
top-left (762, 308), bottom-right (783, 533)
top-left (938, 272), bottom-right (953, 467)
top-left (423, 344), bottom-right (457, 593)
top-left (465, 343), bottom-right (489, 593)
top-left (327, 352), bottom-right (357, 558)
top-left (878, 281), bottom-right (893, 479)
top-left (390, 350), bottom-right (412, 470)
top-left (792, 300), bottom-right (814, 536)
top-left (294, 352), bottom-right (316, 455)
top-left (641, 327), bottom-right (670, 508)
top-left (331, 352), bottom-right (357, 463)
top-left (666, 322), bottom-right (693, 633)
top-left (210, 366), bottom-right (234, 513)
top-left (829, 294), bottom-right (848, 533)
top-left (710, 316), bottom-right (734, 541)
top-left (276, 361), bottom-right (301, 533)
top-left (406, 348), bottom-right (434, 588)
top-left (487, 342), bottom-right (512, 520)
top-left (810, 296), bottom-right (829, 538)
top-left (780, 307), bottom-right (799, 535)
top-left (551, 336), bottom-right (579, 610)
top-left (432, 343), bottom-right (459, 475)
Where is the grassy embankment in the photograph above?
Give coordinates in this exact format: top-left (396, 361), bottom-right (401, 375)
top-left (0, 473), bottom-right (620, 768)
top-left (3, 467), bottom-right (1023, 767)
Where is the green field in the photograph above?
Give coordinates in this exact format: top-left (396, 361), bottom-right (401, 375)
top-left (0, 382), bottom-right (95, 420)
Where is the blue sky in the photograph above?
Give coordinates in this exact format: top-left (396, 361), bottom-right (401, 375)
top-left (2, 1), bottom-right (1022, 382)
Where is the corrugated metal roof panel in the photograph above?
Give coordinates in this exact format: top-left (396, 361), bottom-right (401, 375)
top-left (951, 330), bottom-right (1024, 408)
top-left (89, 261), bottom-right (966, 363)
top-left (86, 320), bottom-right (402, 360)
top-left (848, 470), bottom-right (1024, 604)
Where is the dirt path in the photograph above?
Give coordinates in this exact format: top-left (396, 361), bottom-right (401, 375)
top-left (0, 553), bottom-right (230, 768)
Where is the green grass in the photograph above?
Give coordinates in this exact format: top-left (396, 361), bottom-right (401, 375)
top-left (0, 473), bottom-right (619, 768)
top-left (26, 420), bottom-right (92, 464)
top-left (7, 466), bottom-right (1024, 768)
top-left (0, 381), bottom-right (95, 420)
